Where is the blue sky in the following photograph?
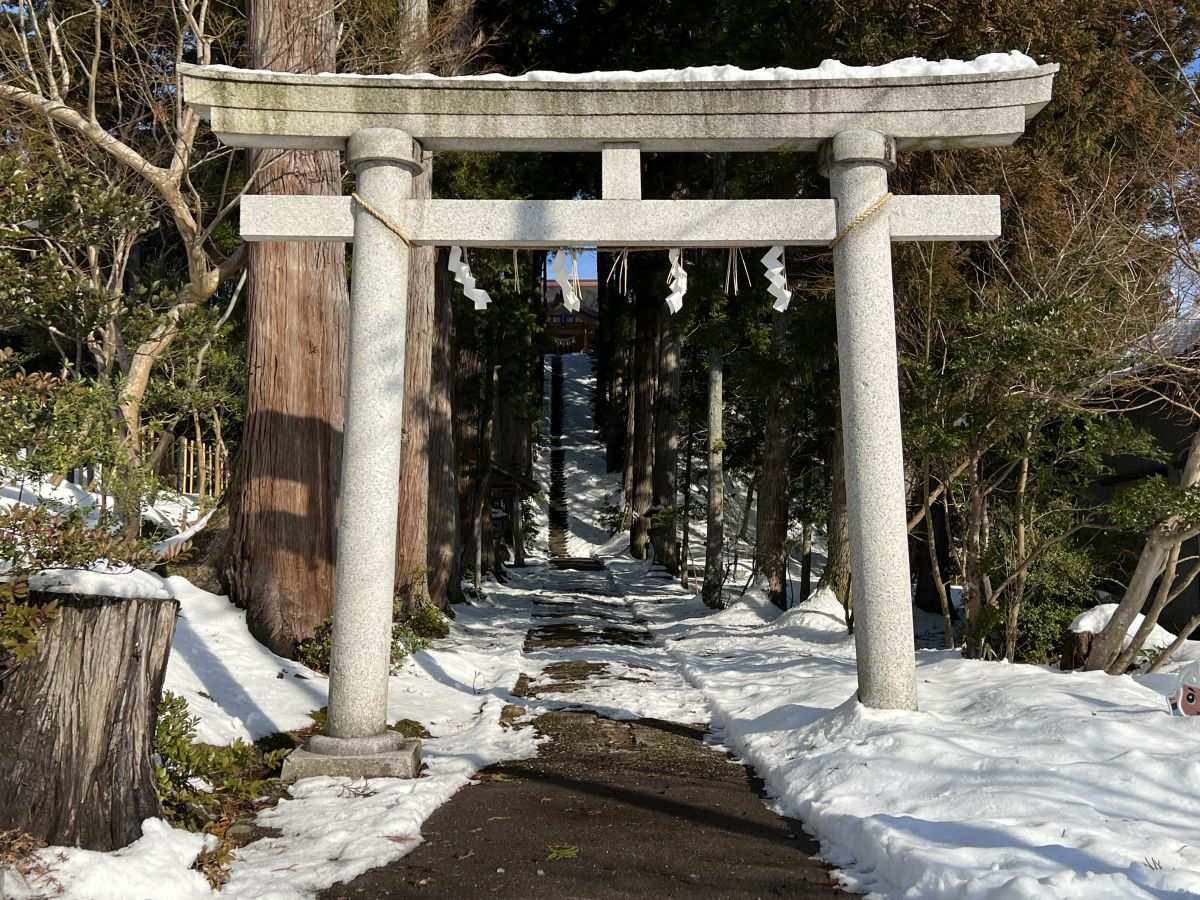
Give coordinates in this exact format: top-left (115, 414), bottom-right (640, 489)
top-left (545, 249), bottom-right (598, 279)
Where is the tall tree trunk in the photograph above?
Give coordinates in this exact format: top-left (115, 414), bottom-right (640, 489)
top-left (455, 325), bottom-right (482, 581)
top-left (479, 364), bottom-right (499, 574)
top-left (595, 251), bottom-right (615, 442)
top-left (800, 520), bottom-right (812, 604)
top-left (424, 0), bottom-right (474, 610)
top-left (393, 2), bottom-right (434, 616)
top-left (0, 595), bottom-right (177, 851)
top-left (629, 293), bottom-right (658, 559)
top-left (820, 414), bottom-right (851, 612)
top-left (755, 311), bottom-right (793, 609)
top-left (620, 348), bottom-right (637, 529)
top-left (703, 344), bottom-right (725, 608)
top-left (427, 247), bottom-right (459, 611)
top-left (607, 335), bottom-right (629, 474)
top-left (963, 458), bottom-right (988, 658)
top-left (755, 388), bottom-right (791, 608)
top-left (651, 309), bottom-right (680, 573)
top-left (394, 143), bottom-right (434, 616)
top-left (681, 404), bottom-right (695, 589)
top-left (233, 0), bottom-right (346, 657)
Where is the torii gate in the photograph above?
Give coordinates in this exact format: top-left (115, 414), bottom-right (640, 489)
top-left (180, 57), bottom-right (1057, 780)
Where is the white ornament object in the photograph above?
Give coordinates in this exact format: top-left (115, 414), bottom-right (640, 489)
top-left (448, 245), bottom-right (491, 310)
top-left (665, 248), bottom-right (687, 314)
top-left (551, 249), bottom-right (582, 311)
top-left (761, 245), bottom-right (792, 312)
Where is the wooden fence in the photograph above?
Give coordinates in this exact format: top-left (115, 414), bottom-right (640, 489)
top-left (170, 437), bottom-right (229, 498)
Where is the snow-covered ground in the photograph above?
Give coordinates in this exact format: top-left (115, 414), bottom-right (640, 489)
top-left (4, 575), bottom-right (542, 900)
top-left (8, 351), bottom-right (1200, 899)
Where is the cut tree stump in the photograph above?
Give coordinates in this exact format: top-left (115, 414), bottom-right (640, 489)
top-left (1060, 628), bottom-right (1092, 671)
top-left (0, 593), bottom-right (179, 851)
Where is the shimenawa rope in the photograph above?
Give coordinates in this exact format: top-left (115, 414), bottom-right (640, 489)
top-left (350, 191), bottom-right (414, 248)
top-left (830, 192), bottom-right (893, 250)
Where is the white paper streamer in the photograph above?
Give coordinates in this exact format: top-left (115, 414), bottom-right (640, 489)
top-left (665, 248), bottom-right (687, 314)
top-left (761, 245), bottom-right (792, 312)
top-left (551, 249), bottom-right (582, 311)
top-left (448, 245), bottom-right (491, 310)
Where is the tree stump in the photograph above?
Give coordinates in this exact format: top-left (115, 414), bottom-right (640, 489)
top-left (0, 593), bottom-right (179, 850)
top-left (1060, 628), bottom-right (1092, 671)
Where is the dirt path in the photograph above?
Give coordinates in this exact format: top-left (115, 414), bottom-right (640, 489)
top-left (320, 565), bottom-right (846, 899)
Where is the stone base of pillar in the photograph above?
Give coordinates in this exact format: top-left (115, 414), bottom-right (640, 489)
top-left (280, 733), bottom-right (422, 783)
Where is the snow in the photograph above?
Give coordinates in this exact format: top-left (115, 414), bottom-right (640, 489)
top-left (164, 576), bottom-right (327, 744)
top-left (659, 589), bottom-right (1200, 898)
top-left (1, 470), bottom-right (204, 534)
top-left (209, 51), bottom-right (1041, 84)
top-left (10, 351), bottom-right (1200, 899)
top-left (549, 354), bottom-right (622, 557)
top-left (3, 820), bottom-right (216, 900)
top-left (1070, 602), bottom-right (1177, 652)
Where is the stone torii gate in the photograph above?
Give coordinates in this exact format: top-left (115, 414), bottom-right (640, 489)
top-left (181, 58), bottom-right (1057, 780)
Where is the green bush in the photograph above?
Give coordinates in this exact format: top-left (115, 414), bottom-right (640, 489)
top-left (153, 692), bottom-right (289, 832)
top-left (295, 598), bottom-right (444, 674)
top-left (1015, 544), bottom-right (1099, 664)
top-left (153, 692), bottom-right (291, 888)
top-left (409, 602), bottom-right (450, 640)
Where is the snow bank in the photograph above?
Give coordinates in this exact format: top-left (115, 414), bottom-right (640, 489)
top-left (663, 594), bottom-right (1200, 898)
top-left (1070, 602), bottom-right (1177, 652)
top-left (3, 820), bottom-right (215, 900)
top-left (1, 470), bottom-right (204, 535)
top-left (5, 578), bottom-right (540, 900)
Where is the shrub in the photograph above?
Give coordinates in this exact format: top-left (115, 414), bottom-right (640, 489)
top-left (1014, 544), bottom-right (1099, 664)
top-left (295, 598), bottom-right (443, 675)
top-left (153, 692), bottom-right (290, 888)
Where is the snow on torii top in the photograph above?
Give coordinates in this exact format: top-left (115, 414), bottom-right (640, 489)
top-left (180, 51), bottom-right (1058, 153)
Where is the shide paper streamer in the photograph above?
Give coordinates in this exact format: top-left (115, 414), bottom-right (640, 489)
top-left (762, 245), bottom-right (792, 312)
top-left (551, 249), bottom-right (582, 311)
top-left (448, 245), bottom-right (491, 310)
top-left (665, 248), bottom-right (687, 314)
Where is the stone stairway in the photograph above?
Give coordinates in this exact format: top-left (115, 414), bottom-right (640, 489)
top-left (320, 563), bottom-right (847, 900)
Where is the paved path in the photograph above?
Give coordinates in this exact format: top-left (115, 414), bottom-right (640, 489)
top-left (321, 564), bottom-right (846, 899)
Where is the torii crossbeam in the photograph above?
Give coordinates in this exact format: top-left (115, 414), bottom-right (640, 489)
top-left (181, 57), bottom-right (1057, 781)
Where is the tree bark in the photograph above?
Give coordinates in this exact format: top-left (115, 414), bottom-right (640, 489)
top-left (621, 349), bottom-right (637, 530)
top-left (394, 140), bottom-right (435, 617)
top-left (233, 0), bottom-right (346, 657)
top-left (424, 1), bottom-right (474, 611)
top-left (800, 520), bottom-right (812, 604)
top-left (755, 310), bottom-right (792, 610)
top-left (820, 415), bottom-right (851, 610)
top-left (0, 595), bottom-right (177, 851)
top-left (703, 344), bottom-right (725, 608)
top-left (455, 321), bottom-right (482, 582)
top-left (680, 405), bottom-right (695, 589)
top-left (427, 247), bottom-right (459, 611)
top-left (651, 309), bottom-right (680, 573)
top-left (595, 251), bottom-right (615, 442)
top-left (755, 403), bottom-right (791, 609)
top-left (629, 293), bottom-right (658, 559)
top-left (607, 335), bottom-right (629, 474)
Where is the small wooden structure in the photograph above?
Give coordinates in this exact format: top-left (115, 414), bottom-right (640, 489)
top-left (489, 462), bottom-right (540, 568)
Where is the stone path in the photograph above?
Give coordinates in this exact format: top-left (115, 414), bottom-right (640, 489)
top-left (547, 354), bottom-right (569, 558)
top-left (321, 563), bottom-right (846, 899)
